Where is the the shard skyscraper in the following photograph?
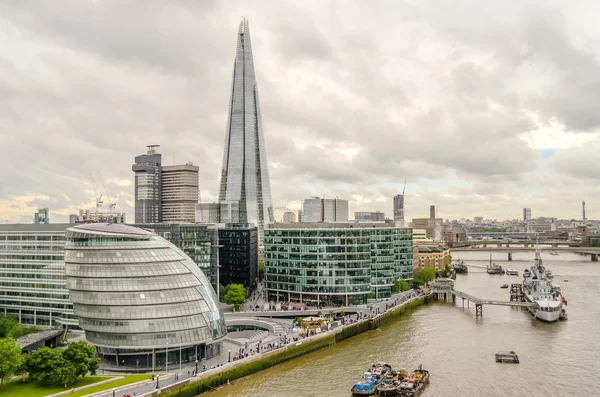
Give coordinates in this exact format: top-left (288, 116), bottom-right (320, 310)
top-left (219, 18), bottom-right (274, 245)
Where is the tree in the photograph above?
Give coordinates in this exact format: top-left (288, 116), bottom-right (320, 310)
top-left (0, 316), bottom-right (18, 338)
top-left (218, 284), bottom-right (226, 302)
top-left (412, 268), bottom-right (437, 288)
top-left (223, 284), bottom-right (246, 311)
top-left (26, 347), bottom-right (66, 385)
top-left (367, 291), bottom-right (375, 299)
top-left (56, 362), bottom-right (77, 388)
top-left (328, 310), bottom-right (334, 318)
top-left (398, 279), bottom-right (410, 292)
top-left (258, 261), bottom-right (265, 280)
top-left (0, 339), bottom-right (23, 386)
top-left (62, 341), bottom-right (99, 378)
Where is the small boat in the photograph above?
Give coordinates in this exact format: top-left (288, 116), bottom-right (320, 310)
top-left (487, 264), bottom-right (505, 275)
top-left (523, 269), bottom-right (531, 278)
top-left (549, 250), bottom-right (559, 256)
top-left (500, 284), bottom-right (509, 289)
top-left (495, 351), bottom-right (519, 364)
top-left (563, 279), bottom-right (569, 282)
top-left (506, 269), bottom-right (519, 276)
top-left (377, 377), bottom-right (403, 396)
top-left (351, 362), bottom-right (392, 396)
top-left (561, 296), bottom-right (568, 305)
top-left (395, 365), bottom-right (429, 397)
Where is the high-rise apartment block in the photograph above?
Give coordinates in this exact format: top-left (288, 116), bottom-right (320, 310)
top-left (523, 208), bottom-right (532, 221)
top-left (430, 205), bottom-right (436, 219)
top-left (218, 18), bottom-right (274, 245)
top-left (196, 201), bottom-right (240, 224)
top-left (34, 208), bottom-right (49, 224)
top-left (217, 223), bottom-right (258, 289)
top-left (132, 146), bottom-right (199, 224)
top-left (132, 145), bottom-right (162, 223)
top-left (302, 198), bottom-right (349, 223)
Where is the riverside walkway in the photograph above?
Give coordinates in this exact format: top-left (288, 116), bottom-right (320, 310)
top-left (90, 290), bottom-right (422, 397)
top-left (430, 278), bottom-right (538, 318)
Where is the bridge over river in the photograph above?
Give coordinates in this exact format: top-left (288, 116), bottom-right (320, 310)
top-left (430, 278), bottom-right (537, 318)
top-left (452, 245), bottom-right (600, 261)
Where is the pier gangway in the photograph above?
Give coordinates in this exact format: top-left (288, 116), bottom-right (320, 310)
top-left (430, 278), bottom-right (538, 318)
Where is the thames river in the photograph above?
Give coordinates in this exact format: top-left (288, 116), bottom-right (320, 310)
top-left (209, 251), bottom-right (598, 397)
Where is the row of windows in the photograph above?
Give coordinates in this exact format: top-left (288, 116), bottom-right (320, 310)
top-left (73, 300), bottom-right (210, 320)
top-left (79, 313), bottom-right (209, 334)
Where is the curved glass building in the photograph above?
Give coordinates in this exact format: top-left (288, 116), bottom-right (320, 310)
top-left (64, 223), bottom-right (226, 370)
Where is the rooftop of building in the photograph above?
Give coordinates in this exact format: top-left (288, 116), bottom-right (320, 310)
top-left (267, 222), bottom-right (408, 229)
top-left (69, 223), bottom-right (152, 237)
top-left (0, 223), bottom-right (73, 232)
top-left (161, 164), bottom-right (199, 172)
top-left (15, 328), bottom-right (63, 349)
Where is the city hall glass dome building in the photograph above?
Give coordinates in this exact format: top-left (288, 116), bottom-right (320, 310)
top-left (64, 223), bottom-right (226, 370)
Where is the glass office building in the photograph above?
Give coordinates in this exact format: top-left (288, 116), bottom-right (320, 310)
top-left (264, 223), bottom-right (412, 306)
top-left (0, 224), bottom-right (79, 329)
top-left (218, 18), bottom-right (274, 245)
top-left (64, 223), bottom-right (226, 370)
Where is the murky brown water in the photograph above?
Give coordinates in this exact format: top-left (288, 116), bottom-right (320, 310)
top-left (209, 251), bottom-right (598, 396)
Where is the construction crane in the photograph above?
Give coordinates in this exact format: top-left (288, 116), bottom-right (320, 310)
top-left (89, 173), bottom-right (103, 211)
top-left (98, 171), bottom-right (117, 212)
top-left (403, 178), bottom-right (407, 195)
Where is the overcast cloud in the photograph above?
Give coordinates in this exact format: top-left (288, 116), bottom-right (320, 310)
top-left (1, 0), bottom-right (599, 223)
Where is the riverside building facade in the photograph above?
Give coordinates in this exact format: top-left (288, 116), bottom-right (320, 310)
top-left (0, 224), bottom-right (79, 329)
top-left (64, 223), bottom-right (226, 370)
top-left (264, 223), bottom-right (412, 306)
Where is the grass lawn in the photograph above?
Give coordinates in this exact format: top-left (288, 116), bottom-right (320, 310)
top-left (0, 374), bottom-right (150, 397)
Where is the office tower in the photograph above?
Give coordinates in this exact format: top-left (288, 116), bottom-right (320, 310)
top-left (161, 164), bottom-right (199, 223)
top-left (0, 224), bottom-right (78, 329)
top-left (282, 211), bottom-right (296, 223)
top-left (132, 145), bottom-right (162, 223)
top-left (33, 208), bottom-right (49, 224)
top-left (218, 18), bottom-right (274, 245)
top-left (354, 211), bottom-right (385, 222)
top-left (302, 198), bottom-right (349, 222)
top-left (297, 209), bottom-right (303, 223)
top-left (69, 214), bottom-right (77, 224)
top-left (523, 208), bottom-right (532, 221)
top-left (430, 205), bottom-right (436, 219)
top-left (217, 223), bottom-right (258, 288)
top-left (393, 194), bottom-right (405, 226)
top-left (264, 223), bottom-right (413, 305)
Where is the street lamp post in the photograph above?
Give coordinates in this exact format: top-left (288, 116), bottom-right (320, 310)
top-left (195, 359), bottom-right (198, 374)
top-left (156, 375), bottom-right (160, 389)
top-left (228, 349), bottom-right (231, 363)
top-left (213, 241), bottom-right (224, 299)
top-left (112, 389), bottom-right (115, 397)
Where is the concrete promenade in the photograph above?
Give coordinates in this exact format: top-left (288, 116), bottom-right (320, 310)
top-left (90, 290), bottom-right (422, 397)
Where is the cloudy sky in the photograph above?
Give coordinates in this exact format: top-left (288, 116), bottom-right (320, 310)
top-left (1, 0), bottom-right (599, 224)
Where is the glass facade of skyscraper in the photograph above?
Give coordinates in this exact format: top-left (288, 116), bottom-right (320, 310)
top-left (264, 223), bottom-right (412, 306)
top-left (219, 18), bottom-right (274, 245)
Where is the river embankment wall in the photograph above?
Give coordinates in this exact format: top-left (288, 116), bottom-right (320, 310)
top-left (145, 295), bottom-right (429, 397)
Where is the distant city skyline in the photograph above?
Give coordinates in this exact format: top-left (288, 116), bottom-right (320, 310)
top-left (2, 2), bottom-right (600, 223)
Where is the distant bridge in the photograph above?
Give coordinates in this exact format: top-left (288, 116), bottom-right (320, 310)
top-left (430, 279), bottom-right (537, 318)
top-left (452, 245), bottom-right (600, 261)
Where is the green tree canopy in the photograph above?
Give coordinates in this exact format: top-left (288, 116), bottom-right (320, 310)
top-left (0, 338), bottom-right (23, 386)
top-left (0, 315), bottom-right (41, 339)
top-left (258, 261), bottom-right (265, 280)
top-left (26, 347), bottom-right (67, 385)
top-left (223, 284), bottom-right (246, 311)
top-left (62, 341), bottom-right (99, 378)
top-left (412, 268), bottom-right (437, 288)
